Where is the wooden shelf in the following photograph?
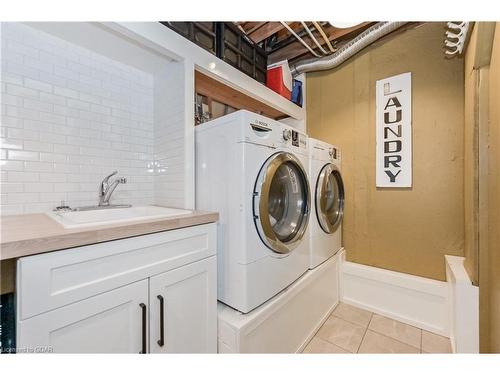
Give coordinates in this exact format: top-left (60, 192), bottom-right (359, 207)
top-left (195, 70), bottom-right (291, 120)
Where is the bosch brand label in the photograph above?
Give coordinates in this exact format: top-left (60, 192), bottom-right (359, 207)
top-left (253, 119), bottom-right (270, 128)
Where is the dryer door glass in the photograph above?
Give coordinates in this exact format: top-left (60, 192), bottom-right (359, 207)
top-left (316, 163), bottom-right (344, 234)
top-left (254, 152), bottom-right (310, 254)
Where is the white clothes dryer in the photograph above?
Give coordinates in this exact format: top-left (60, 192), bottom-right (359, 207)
top-left (195, 110), bottom-right (311, 313)
top-left (308, 138), bottom-right (344, 269)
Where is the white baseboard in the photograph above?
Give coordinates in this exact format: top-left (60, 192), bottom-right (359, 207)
top-left (341, 256), bottom-right (449, 337)
top-left (445, 255), bottom-right (479, 353)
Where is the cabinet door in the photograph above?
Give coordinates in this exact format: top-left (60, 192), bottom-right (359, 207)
top-left (149, 256), bottom-right (217, 353)
top-left (17, 279), bottom-right (149, 353)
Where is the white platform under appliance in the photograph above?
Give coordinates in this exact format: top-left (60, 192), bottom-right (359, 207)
top-left (308, 138), bottom-right (344, 269)
top-left (195, 110), bottom-right (311, 313)
top-left (218, 251), bottom-right (341, 353)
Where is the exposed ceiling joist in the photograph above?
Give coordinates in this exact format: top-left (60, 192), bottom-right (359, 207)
top-left (269, 22), bottom-right (374, 64)
top-left (248, 22), bottom-right (286, 43)
top-left (242, 22), bottom-right (267, 35)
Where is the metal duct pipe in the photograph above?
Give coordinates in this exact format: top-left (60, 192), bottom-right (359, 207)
top-left (291, 21), bottom-right (408, 76)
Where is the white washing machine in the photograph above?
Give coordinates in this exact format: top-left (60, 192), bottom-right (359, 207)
top-left (308, 138), bottom-right (344, 269)
top-left (195, 110), bottom-right (310, 313)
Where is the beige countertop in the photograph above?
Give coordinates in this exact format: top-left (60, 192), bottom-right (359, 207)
top-left (0, 210), bottom-right (218, 260)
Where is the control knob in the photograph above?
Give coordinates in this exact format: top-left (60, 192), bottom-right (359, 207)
top-left (282, 129), bottom-right (292, 141)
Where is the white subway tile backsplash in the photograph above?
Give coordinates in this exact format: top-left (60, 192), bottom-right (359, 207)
top-left (39, 132), bottom-right (67, 144)
top-left (4, 60), bottom-right (39, 80)
top-left (23, 98), bottom-right (53, 112)
top-left (79, 92), bottom-right (101, 105)
top-left (53, 86), bottom-right (79, 99)
top-left (2, 73), bottom-right (23, 86)
top-left (1, 182), bottom-right (24, 193)
top-left (7, 171), bottom-right (39, 182)
top-left (24, 182), bottom-right (54, 193)
top-left (5, 39), bottom-right (39, 58)
top-left (6, 105), bottom-right (39, 120)
top-left (0, 160), bottom-right (24, 171)
top-left (24, 56), bottom-right (54, 74)
top-left (23, 140), bottom-right (54, 153)
top-left (39, 192), bottom-right (66, 202)
top-left (38, 71), bottom-right (67, 87)
top-left (67, 98), bottom-right (91, 111)
top-left (39, 173), bottom-right (66, 183)
top-left (53, 104), bottom-right (80, 117)
top-left (54, 65), bottom-right (80, 81)
top-left (0, 204), bottom-right (25, 215)
top-left (2, 93), bottom-right (23, 106)
top-left (79, 110), bottom-right (102, 122)
top-left (4, 192), bottom-right (39, 204)
top-left (24, 161), bottom-right (54, 172)
top-left (7, 150), bottom-right (39, 161)
top-left (24, 78), bottom-right (53, 93)
top-left (39, 152), bottom-right (68, 163)
top-left (1, 115), bottom-right (23, 128)
top-left (7, 128), bottom-right (39, 141)
top-left (53, 183), bottom-right (80, 192)
top-left (39, 111), bottom-right (66, 125)
top-left (6, 83), bottom-right (39, 99)
top-left (1, 23), bottom-right (182, 213)
top-left (0, 137), bottom-right (23, 150)
top-left (39, 92), bottom-right (66, 106)
top-left (90, 103), bottom-right (110, 115)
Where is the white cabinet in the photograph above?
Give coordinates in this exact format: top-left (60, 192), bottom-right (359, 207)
top-left (17, 223), bottom-right (217, 353)
top-left (17, 280), bottom-right (148, 353)
top-left (149, 257), bottom-right (217, 353)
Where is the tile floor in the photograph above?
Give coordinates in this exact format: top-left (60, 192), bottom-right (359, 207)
top-left (303, 302), bottom-right (452, 354)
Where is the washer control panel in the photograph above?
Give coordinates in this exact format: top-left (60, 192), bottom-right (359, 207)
top-left (282, 129), bottom-right (292, 141)
top-left (329, 147), bottom-right (339, 161)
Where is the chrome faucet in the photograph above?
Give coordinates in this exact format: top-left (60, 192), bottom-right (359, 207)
top-left (99, 171), bottom-right (127, 206)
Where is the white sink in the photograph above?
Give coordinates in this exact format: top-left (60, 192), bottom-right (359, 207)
top-left (46, 205), bottom-right (192, 229)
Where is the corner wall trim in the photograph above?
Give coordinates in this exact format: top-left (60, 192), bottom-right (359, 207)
top-left (341, 258), bottom-right (449, 337)
top-left (445, 255), bottom-right (479, 353)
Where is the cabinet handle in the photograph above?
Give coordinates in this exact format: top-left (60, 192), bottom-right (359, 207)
top-left (157, 295), bottom-right (165, 347)
top-left (139, 302), bottom-right (147, 354)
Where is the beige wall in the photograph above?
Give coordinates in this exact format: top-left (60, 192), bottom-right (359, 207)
top-left (463, 22), bottom-right (500, 353)
top-left (463, 25), bottom-right (479, 285)
top-left (487, 23), bottom-right (500, 353)
top-left (307, 23), bottom-right (464, 281)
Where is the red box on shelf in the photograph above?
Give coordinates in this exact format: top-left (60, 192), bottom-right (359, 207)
top-left (266, 60), bottom-right (292, 100)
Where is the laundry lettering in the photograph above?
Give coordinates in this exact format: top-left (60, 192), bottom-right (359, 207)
top-left (382, 89), bottom-right (404, 183)
top-left (376, 72), bottom-right (412, 187)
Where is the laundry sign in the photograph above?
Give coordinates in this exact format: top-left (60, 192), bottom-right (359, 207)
top-left (375, 72), bottom-right (412, 187)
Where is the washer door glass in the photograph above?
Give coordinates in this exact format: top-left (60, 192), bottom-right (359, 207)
top-left (315, 163), bottom-right (344, 234)
top-left (254, 152), bottom-right (310, 254)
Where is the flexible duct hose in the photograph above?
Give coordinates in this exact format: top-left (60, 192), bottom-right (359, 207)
top-left (290, 22), bottom-right (408, 76)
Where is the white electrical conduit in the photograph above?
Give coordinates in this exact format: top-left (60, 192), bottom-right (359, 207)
top-left (300, 21), bottom-right (329, 55)
top-left (291, 21), bottom-right (408, 76)
top-left (313, 21), bottom-right (336, 53)
top-left (280, 21), bottom-right (321, 58)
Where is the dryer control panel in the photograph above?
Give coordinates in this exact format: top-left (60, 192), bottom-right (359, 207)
top-left (329, 147), bottom-right (340, 161)
top-left (310, 138), bottom-right (341, 164)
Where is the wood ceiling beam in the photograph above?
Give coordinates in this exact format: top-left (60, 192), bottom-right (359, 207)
top-left (242, 22), bottom-right (267, 35)
top-left (248, 22), bottom-right (286, 43)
